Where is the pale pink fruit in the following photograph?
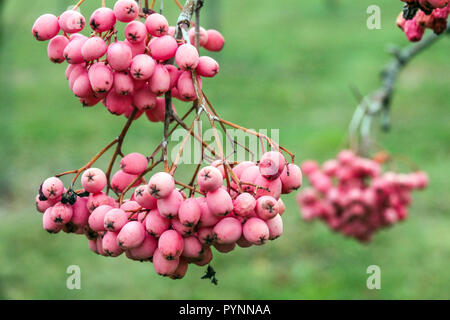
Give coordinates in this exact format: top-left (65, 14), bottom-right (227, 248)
top-left (105, 90), bottom-right (133, 115)
top-left (125, 39), bottom-right (146, 57)
top-left (59, 10), bottom-right (85, 34)
top-left (213, 242), bottom-right (236, 253)
top-left (35, 194), bottom-right (57, 213)
top-left (203, 29), bottom-right (225, 51)
top-left (103, 208), bottom-right (128, 232)
top-left (114, 71), bottom-right (134, 95)
top-left (68, 64), bottom-right (87, 90)
top-left (70, 197), bottom-right (89, 228)
top-left (120, 153), bottom-right (148, 175)
top-left (149, 64), bottom-right (170, 95)
top-left (96, 235), bottom-right (107, 256)
top-left (128, 233), bottom-right (157, 260)
top-left (188, 27), bottom-right (208, 46)
top-left (102, 231), bottom-right (124, 257)
top-left (145, 209), bottom-right (170, 237)
top-left (207, 188), bottom-right (233, 217)
top-left (145, 97), bottom-right (169, 122)
top-left (49, 202), bottom-right (73, 225)
top-left (148, 35), bottom-right (178, 61)
top-left (168, 26), bottom-right (176, 36)
top-left (277, 198), bottom-right (286, 215)
top-left (194, 246), bottom-right (213, 266)
top-left (254, 175), bottom-right (282, 199)
top-left (182, 236), bottom-right (203, 259)
top-left (117, 221), bottom-right (146, 249)
top-left (87, 192), bottom-right (115, 213)
top-left (41, 177), bottom-right (64, 200)
top-left (240, 165), bottom-right (260, 193)
top-left (255, 196), bottom-right (279, 220)
top-left (158, 230), bottom-right (184, 260)
top-left (120, 200), bottom-right (141, 220)
top-left (280, 163), bottom-right (302, 194)
top-left (266, 214), bottom-right (283, 240)
top-left (197, 197), bottom-right (221, 227)
top-left (197, 166), bottom-right (223, 192)
top-left (80, 94), bottom-right (101, 107)
top-left (43, 207), bottom-right (63, 233)
top-left (107, 41), bottom-right (132, 71)
top-left (197, 227), bottom-right (215, 245)
top-left (125, 21), bottom-right (147, 43)
top-left (81, 36), bottom-right (107, 61)
top-left (196, 56), bottom-right (219, 77)
top-left (171, 219), bottom-right (195, 237)
top-left (132, 84), bottom-right (157, 110)
top-left (32, 14), bottom-right (60, 41)
top-left (65, 63), bottom-right (81, 79)
top-left (243, 217), bottom-right (269, 245)
top-left (169, 258), bottom-right (188, 279)
top-left (233, 161), bottom-right (255, 179)
top-left (157, 189), bottom-right (183, 219)
top-left (63, 37), bottom-right (88, 64)
top-left (213, 217), bottom-right (242, 244)
top-left (134, 185), bottom-right (157, 209)
top-left (90, 7), bottom-right (116, 32)
top-left (233, 193), bottom-right (257, 217)
top-left (177, 198), bottom-right (201, 227)
top-left (88, 204), bottom-right (112, 231)
top-left (165, 65), bottom-right (181, 89)
top-left (153, 248), bottom-right (179, 276)
top-left (145, 13), bottom-right (169, 37)
top-left (236, 236), bottom-right (253, 248)
top-left (111, 170), bottom-right (140, 193)
top-left (259, 151), bottom-right (286, 181)
top-left (148, 172), bottom-right (175, 199)
top-left (175, 44), bottom-right (199, 70)
top-left (47, 35), bottom-right (69, 63)
top-left (81, 168), bottom-right (106, 194)
top-left (88, 239), bottom-right (98, 254)
top-left (176, 71), bottom-right (201, 101)
top-left (72, 71), bottom-right (93, 98)
top-left (114, 0), bottom-right (139, 22)
top-left (130, 54), bottom-right (155, 80)
top-left (88, 62), bottom-right (114, 93)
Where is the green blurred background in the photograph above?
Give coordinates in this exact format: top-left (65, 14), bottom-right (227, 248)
top-left (0, 0), bottom-right (449, 299)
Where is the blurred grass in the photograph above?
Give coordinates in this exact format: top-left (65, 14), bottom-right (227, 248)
top-left (0, 0), bottom-right (449, 299)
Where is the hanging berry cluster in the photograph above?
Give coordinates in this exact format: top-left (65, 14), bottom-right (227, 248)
top-left (297, 150), bottom-right (428, 243)
top-left (32, 0), bottom-right (302, 281)
top-left (397, 0), bottom-right (449, 42)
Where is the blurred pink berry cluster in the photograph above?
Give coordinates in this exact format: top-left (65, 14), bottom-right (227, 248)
top-left (31, 0), bottom-right (224, 121)
top-left (297, 150), bottom-right (428, 243)
top-left (397, 0), bottom-right (449, 41)
top-left (36, 150), bottom-right (302, 279)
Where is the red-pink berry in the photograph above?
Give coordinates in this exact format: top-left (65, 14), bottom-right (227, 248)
top-left (130, 54), bottom-right (155, 81)
top-left (104, 208), bottom-right (128, 232)
top-left (63, 36), bottom-right (88, 64)
top-left (120, 153), bottom-right (148, 175)
top-left (148, 172), bottom-right (175, 199)
top-left (133, 84), bottom-right (157, 110)
top-left (111, 170), bottom-right (140, 193)
top-left (197, 166), bottom-right (223, 192)
top-left (47, 35), bottom-right (69, 63)
top-left (165, 64), bottom-right (181, 89)
top-left (259, 151), bottom-right (286, 181)
top-left (206, 188), bottom-right (233, 217)
top-left (127, 233), bottom-right (157, 261)
top-left (153, 248), bottom-right (179, 276)
top-left (182, 236), bottom-right (203, 259)
top-left (125, 21), bottom-right (147, 43)
top-left (145, 13), bottom-right (169, 37)
top-left (117, 221), bottom-right (146, 249)
top-left (149, 64), bottom-right (170, 95)
top-left (81, 36), bottom-right (107, 61)
top-left (43, 207), bottom-right (63, 233)
top-left (266, 214), bottom-right (283, 240)
top-left (59, 10), bottom-right (85, 34)
top-left (254, 175), bottom-right (282, 199)
top-left (49, 202), bottom-right (73, 225)
top-left (125, 39), bottom-right (146, 57)
top-left (203, 29), bottom-right (225, 52)
top-left (176, 71), bottom-right (201, 101)
top-left (88, 204), bottom-right (113, 231)
top-left (196, 56), bottom-right (219, 77)
top-left (213, 217), bottom-right (242, 244)
top-left (102, 231), bottom-right (124, 257)
top-left (197, 197), bottom-right (221, 227)
top-left (32, 14), bottom-right (60, 41)
top-left (213, 242), bottom-right (236, 253)
top-left (188, 27), bottom-right (209, 46)
top-left (197, 227), bottom-right (215, 245)
top-left (87, 192), bottom-right (115, 213)
top-left (158, 229), bottom-right (184, 260)
top-left (233, 192), bottom-right (257, 217)
top-left (145, 209), bottom-right (171, 237)
top-left (178, 198), bottom-right (201, 227)
top-left (169, 257), bottom-right (189, 279)
top-left (157, 189), bottom-right (183, 219)
top-left (175, 44), bottom-right (199, 71)
top-left (70, 197), bottom-right (89, 228)
top-left (243, 217), bottom-right (269, 245)
top-left (148, 35), bottom-right (178, 61)
top-left (35, 194), bottom-right (57, 213)
top-left (113, 0), bottom-right (139, 22)
top-left (194, 246), bottom-right (213, 266)
top-left (240, 165), bottom-right (260, 193)
top-left (280, 163), bottom-right (303, 194)
top-left (107, 41), bottom-right (132, 71)
top-left (105, 90), bottom-right (133, 115)
top-left (114, 71), bottom-right (134, 95)
top-left (88, 62), bottom-right (114, 93)
top-left (72, 71), bottom-right (93, 98)
top-left (90, 7), bottom-right (116, 32)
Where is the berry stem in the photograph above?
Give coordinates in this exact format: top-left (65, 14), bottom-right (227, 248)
top-left (174, 180), bottom-right (205, 195)
top-left (73, 0), bottom-right (87, 11)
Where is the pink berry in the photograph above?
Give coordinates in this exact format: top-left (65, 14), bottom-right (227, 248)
top-left (256, 196), bottom-right (279, 220)
top-left (120, 153), bottom-right (148, 175)
top-left (117, 221), bottom-right (146, 249)
top-left (171, 219), bottom-right (195, 237)
top-left (130, 54), bottom-right (155, 81)
top-left (47, 35), bottom-right (69, 63)
top-left (233, 193), bottom-right (257, 217)
top-left (178, 198), bottom-right (201, 227)
top-left (32, 14), bottom-right (60, 41)
top-left (43, 207), bottom-right (63, 233)
top-left (59, 10), bottom-right (85, 34)
top-left (254, 175), bottom-right (282, 199)
top-left (203, 29), bottom-right (225, 52)
top-left (86, 192), bottom-right (115, 213)
top-left (175, 44), bottom-right (199, 70)
top-left (266, 214), bottom-right (283, 240)
top-left (259, 151), bottom-right (286, 181)
top-left (194, 246), bottom-right (213, 266)
top-left (113, 0), bottom-right (139, 22)
top-left (197, 166), bottom-right (223, 192)
top-left (233, 161), bottom-right (255, 179)
top-left (88, 62), bottom-right (114, 93)
top-left (49, 202), bottom-right (73, 225)
top-left (88, 204), bottom-right (113, 231)
top-left (277, 198), bottom-right (286, 215)
top-left (148, 172), bottom-right (175, 199)
top-left (197, 227), bottom-right (215, 245)
top-left (41, 177), bottom-right (64, 200)
top-left (196, 56), bottom-right (219, 77)
top-left (197, 197), bottom-right (221, 227)
top-left (158, 230), bottom-right (184, 260)
top-left (111, 170), bottom-right (140, 193)
top-left (148, 35), bottom-right (178, 61)
top-left (153, 248), bottom-right (179, 276)
top-left (213, 242), bottom-right (236, 253)
top-left (145, 13), bottom-right (169, 37)
top-left (182, 236), bottom-right (203, 259)
top-left (72, 71), bottom-right (93, 98)
top-left (90, 7), bottom-right (116, 32)
top-left (125, 39), bottom-right (146, 57)
top-left (188, 27), bottom-right (209, 46)
top-left (102, 231), bottom-right (124, 257)
top-left (206, 188), bottom-right (233, 217)
top-left (70, 197), bottom-right (89, 228)
top-left (280, 163), bottom-right (303, 194)
top-left (165, 64), bottom-right (181, 89)
top-left (127, 233), bottom-right (157, 260)
top-left (134, 185), bottom-right (157, 209)
top-left (169, 257), bottom-right (189, 279)
top-left (149, 64), bottom-right (171, 95)
top-left (243, 217), bottom-right (269, 245)
top-left (105, 90), bottom-right (133, 115)
top-left (35, 194), bottom-right (57, 213)
top-left (81, 36), bottom-right (107, 61)
top-left (236, 236), bottom-right (253, 248)
top-left (63, 36), bottom-right (88, 64)
top-left (107, 41), bottom-right (132, 71)
top-left (157, 189), bottom-right (183, 219)
top-left (132, 84), bottom-right (157, 110)
top-left (176, 71), bottom-right (201, 101)
top-left (88, 239), bottom-right (98, 254)
top-left (213, 217), bottom-right (242, 244)
top-left (125, 21), bottom-right (147, 43)
top-left (145, 209), bottom-right (171, 237)
top-left (114, 71), bottom-right (135, 95)
top-left (104, 208), bottom-right (128, 232)
top-left (240, 165), bottom-right (260, 193)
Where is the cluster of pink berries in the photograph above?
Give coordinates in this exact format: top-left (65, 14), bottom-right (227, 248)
top-left (32, 0), bottom-right (224, 120)
top-left (36, 151), bottom-right (302, 279)
top-left (397, 0), bottom-right (449, 41)
top-left (296, 150), bottom-right (428, 243)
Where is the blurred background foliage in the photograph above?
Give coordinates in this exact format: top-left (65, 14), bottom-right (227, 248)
top-left (0, 0), bottom-right (448, 299)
